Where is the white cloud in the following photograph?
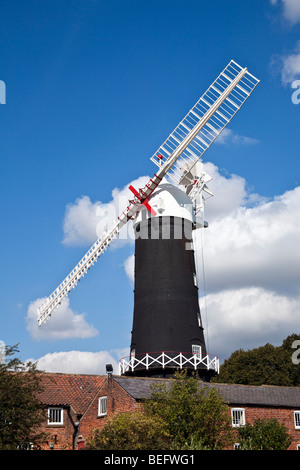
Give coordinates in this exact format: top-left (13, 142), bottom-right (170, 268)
top-left (124, 253), bottom-right (134, 284)
top-left (270, 0), bottom-right (300, 25)
top-left (269, 3), bottom-right (300, 85)
top-left (194, 182), bottom-right (300, 361)
top-left (203, 162), bottom-right (263, 220)
top-left (26, 297), bottom-right (98, 341)
top-left (62, 176), bottom-right (150, 247)
top-left (273, 40), bottom-right (300, 85)
top-left (61, 159), bottom-right (261, 250)
top-left (26, 348), bottom-right (129, 375)
top-left (215, 128), bottom-right (259, 146)
top-left (62, 195), bottom-right (103, 247)
top-left (201, 287), bottom-right (300, 360)
top-left (198, 185), bottom-right (300, 297)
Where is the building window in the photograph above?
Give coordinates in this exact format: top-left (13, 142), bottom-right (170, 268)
top-left (294, 411), bottom-right (300, 429)
top-left (231, 408), bottom-right (245, 427)
top-left (98, 396), bottom-right (107, 417)
top-left (48, 407), bottom-right (63, 425)
top-left (233, 443), bottom-right (241, 450)
top-left (197, 312), bottom-right (202, 328)
top-left (192, 344), bottom-right (201, 359)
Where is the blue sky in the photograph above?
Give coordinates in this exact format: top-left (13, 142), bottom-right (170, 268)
top-left (1, 0), bottom-right (300, 373)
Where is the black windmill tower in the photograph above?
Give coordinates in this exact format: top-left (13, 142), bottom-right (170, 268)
top-left (37, 60), bottom-right (259, 380)
top-left (125, 170), bottom-right (217, 379)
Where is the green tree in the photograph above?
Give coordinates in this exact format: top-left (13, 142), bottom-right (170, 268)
top-left (238, 418), bottom-right (292, 450)
top-left (213, 334), bottom-right (300, 386)
top-left (0, 344), bottom-right (47, 450)
top-left (87, 370), bottom-right (235, 451)
top-left (144, 370), bottom-right (235, 449)
top-left (86, 411), bottom-right (171, 450)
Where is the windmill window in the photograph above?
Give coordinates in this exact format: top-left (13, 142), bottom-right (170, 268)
top-left (192, 344), bottom-right (201, 359)
top-left (231, 408), bottom-right (245, 427)
top-left (294, 411), bottom-right (300, 429)
top-left (48, 407), bottom-right (63, 425)
top-left (98, 396), bottom-right (107, 417)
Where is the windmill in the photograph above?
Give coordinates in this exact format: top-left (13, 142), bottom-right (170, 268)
top-left (37, 60), bottom-right (259, 378)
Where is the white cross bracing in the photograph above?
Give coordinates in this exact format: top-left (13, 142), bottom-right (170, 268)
top-left (37, 59), bottom-right (259, 326)
top-left (119, 351), bottom-right (220, 376)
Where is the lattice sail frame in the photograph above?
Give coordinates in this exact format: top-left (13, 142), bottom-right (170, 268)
top-left (37, 59), bottom-right (259, 326)
top-left (150, 60), bottom-right (259, 184)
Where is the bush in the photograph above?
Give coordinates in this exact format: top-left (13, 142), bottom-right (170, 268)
top-left (238, 418), bottom-right (292, 450)
top-left (86, 411), bottom-right (171, 450)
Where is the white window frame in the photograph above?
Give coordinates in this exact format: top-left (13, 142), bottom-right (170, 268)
top-left (98, 396), bottom-right (107, 417)
top-left (231, 408), bottom-right (245, 427)
top-left (294, 411), bottom-right (300, 429)
top-left (47, 407), bottom-right (63, 425)
top-left (192, 344), bottom-right (201, 359)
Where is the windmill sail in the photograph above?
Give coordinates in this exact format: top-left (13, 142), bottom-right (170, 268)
top-left (150, 60), bottom-right (259, 184)
top-left (37, 59), bottom-right (259, 326)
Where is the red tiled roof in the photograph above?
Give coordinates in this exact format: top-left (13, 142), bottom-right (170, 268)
top-left (38, 373), bottom-right (107, 415)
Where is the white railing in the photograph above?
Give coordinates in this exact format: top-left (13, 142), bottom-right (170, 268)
top-left (119, 351), bottom-right (219, 376)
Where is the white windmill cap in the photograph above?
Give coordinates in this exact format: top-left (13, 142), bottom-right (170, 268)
top-left (133, 183), bottom-right (194, 226)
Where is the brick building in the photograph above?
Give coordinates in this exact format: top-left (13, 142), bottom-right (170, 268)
top-left (37, 372), bottom-right (300, 450)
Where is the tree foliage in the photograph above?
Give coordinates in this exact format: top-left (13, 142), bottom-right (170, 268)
top-left (144, 370), bottom-right (235, 449)
top-left (213, 334), bottom-right (300, 386)
top-left (0, 344), bottom-right (47, 450)
top-left (238, 418), bottom-right (292, 450)
top-left (86, 411), bottom-right (171, 450)
top-left (87, 370), bottom-right (235, 450)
